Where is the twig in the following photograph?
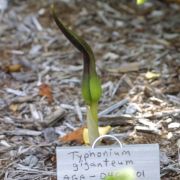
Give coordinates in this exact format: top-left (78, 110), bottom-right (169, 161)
top-left (37, 107), bottom-right (66, 129)
top-left (11, 95), bottom-right (36, 104)
top-left (31, 15), bottom-right (43, 31)
top-left (97, 11), bottom-right (112, 27)
top-left (136, 109), bottom-right (180, 119)
top-left (99, 114), bottom-right (134, 126)
top-left (16, 166), bottom-right (56, 176)
top-left (0, 129), bottom-right (42, 136)
top-left (5, 88), bottom-right (26, 96)
top-left (111, 74), bottom-right (126, 97)
top-left (74, 100), bottom-right (83, 123)
top-left (167, 95), bottom-right (180, 105)
top-left (161, 163), bottom-right (180, 177)
top-left (60, 104), bottom-right (86, 112)
top-left (154, 50), bottom-right (169, 62)
top-left (135, 125), bottom-right (161, 135)
top-left (98, 99), bottom-right (129, 116)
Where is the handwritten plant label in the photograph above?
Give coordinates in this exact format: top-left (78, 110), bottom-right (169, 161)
top-left (56, 144), bottom-right (160, 180)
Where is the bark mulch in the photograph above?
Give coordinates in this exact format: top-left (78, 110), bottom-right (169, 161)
top-left (0, 0), bottom-right (179, 179)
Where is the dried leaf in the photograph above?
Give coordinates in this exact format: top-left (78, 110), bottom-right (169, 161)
top-left (9, 104), bottom-right (18, 112)
top-left (50, 155), bottom-right (56, 167)
top-left (60, 127), bottom-right (84, 144)
top-left (6, 64), bottom-right (22, 73)
top-left (107, 62), bottom-right (140, 73)
top-left (83, 126), bottom-right (112, 144)
top-left (39, 84), bottom-right (53, 103)
top-left (145, 71), bottom-right (160, 80)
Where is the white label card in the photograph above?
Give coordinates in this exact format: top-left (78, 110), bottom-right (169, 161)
top-left (57, 144), bottom-right (160, 180)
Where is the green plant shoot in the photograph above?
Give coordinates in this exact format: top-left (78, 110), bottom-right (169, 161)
top-left (103, 168), bottom-right (136, 180)
top-left (136, 0), bottom-right (146, 5)
top-left (51, 5), bottom-right (102, 145)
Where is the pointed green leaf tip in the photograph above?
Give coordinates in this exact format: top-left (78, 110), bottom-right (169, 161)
top-left (51, 5), bottom-right (102, 105)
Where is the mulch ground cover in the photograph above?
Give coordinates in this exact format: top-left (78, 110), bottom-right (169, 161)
top-left (0, 0), bottom-right (179, 179)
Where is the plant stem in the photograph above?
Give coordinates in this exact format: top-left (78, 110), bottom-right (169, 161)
top-left (87, 102), bottom-right (100, 145)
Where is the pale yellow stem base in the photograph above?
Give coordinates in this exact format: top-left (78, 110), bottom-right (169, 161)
top-left (86, 104), bottom-right (100, 145)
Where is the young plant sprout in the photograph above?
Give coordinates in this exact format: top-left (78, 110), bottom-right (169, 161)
top-left (51, 5), bottom-right (102, 145)
top-left (136, 0), bottom-right (146, 5)
top-left (103, 168), bottom-right (136, 180)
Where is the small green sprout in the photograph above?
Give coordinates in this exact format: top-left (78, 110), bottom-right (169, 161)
top-left (104, 168), bottom-right (136, 180)
top-left (136, 0), bottom-right (146, 5)
top-left (51, 5), bottom-right (102, 145)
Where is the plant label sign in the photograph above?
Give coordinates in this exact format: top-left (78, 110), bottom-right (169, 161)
top-left (56, 144), bottom-right (160, 180)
